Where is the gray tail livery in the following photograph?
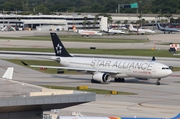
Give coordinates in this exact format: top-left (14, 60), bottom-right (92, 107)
top-left (50, 33), bottom-right (72, 57)
top-left (156, 23), bottom-right (163, 30)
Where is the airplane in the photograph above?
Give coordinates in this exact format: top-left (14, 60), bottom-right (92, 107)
top-left (157, 23), bottom-right (180, 34)
top-left (72, 26), bottom-right (102, 37)
top-left (21, 33), bottom-right (172, 85)
top-left (58, 113), bottom-right (180, 119)
top-left (102, 28), bottom-right (126, 35)
top-left (128, 24), bottom-right (155, 35)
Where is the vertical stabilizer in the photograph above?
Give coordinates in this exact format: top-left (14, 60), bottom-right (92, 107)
top-left (2, 67), bottom-right (14, 80)
top-left (50, 33), bottom-right (72, 57)
top-left (128, 24), bottom-right (135, 31)
top-left (157, 23), bottom-right (163, 30)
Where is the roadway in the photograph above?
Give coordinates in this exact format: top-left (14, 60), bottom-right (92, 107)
top-left (0, 31), bottom-right (180, 118)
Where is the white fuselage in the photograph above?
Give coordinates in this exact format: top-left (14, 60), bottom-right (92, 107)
top-left (129, 25), bottom-right (155, 34)
top-left (76, 29), bottom-right (102, 36)
top-left (59, 57), bottom-right (172, 79)
top-left (103, 28), bottom-right (125, 34)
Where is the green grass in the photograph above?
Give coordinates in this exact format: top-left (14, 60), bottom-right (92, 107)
top-left (172, 67), bottom-right (180, 71)
top-left (67, 49), bottom-right (180, 57)
top-left (0, 35), bottom-right (148, 43)
top-left (1, 47), bottom-right (180, 57)
top-left (40, 85), bottom-right (136, 95)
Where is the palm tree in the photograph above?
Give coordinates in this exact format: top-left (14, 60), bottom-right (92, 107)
top-left (87, 21), bottom-right (91, 30)
top-left (115, 20), bottom-right (121, 27)
top-left (157, 13), bottom-right (164, 22)
top-left (82, 21), bottom-right (86, 29)
top-left (164, 14), bottom-right (172, 23)
top-left (83, 16), bottom-right (88, 29)
top-left (124, 20), bottom-right (128, 24)
top-left (137, 12), bottom-right (143, 27)
top-left (93, 15), bottom-right (98, 29)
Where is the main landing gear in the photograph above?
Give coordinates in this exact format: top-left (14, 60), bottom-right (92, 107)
top-left (91, 79), bottom-right (100, 83)
top-left (114, 78), bottom-right (125, 82)
top-left (156, 78), bottom-right (161, 85)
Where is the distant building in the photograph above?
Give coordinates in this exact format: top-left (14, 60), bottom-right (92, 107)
top-left (0, 14), bottom-right (108, 31)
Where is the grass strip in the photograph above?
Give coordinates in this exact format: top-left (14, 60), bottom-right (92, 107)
top-left (0, 48), bottom-right (180, 57)
top-left (0, 36), bottom-right (148, 43)
top-left (40, 85), bottom-right (136, 95)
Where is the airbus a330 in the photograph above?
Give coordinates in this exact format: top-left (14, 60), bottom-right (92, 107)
top-left (22, 33), bottom-right (172, 85)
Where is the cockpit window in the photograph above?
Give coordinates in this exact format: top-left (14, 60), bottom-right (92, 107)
top-left (162, 67), bottom-right (169, 70)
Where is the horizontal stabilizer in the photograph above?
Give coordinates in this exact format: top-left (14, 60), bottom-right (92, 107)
top-left (2, 67), bottom-right (14, 80)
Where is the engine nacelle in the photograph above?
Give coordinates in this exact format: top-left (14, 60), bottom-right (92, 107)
top-left (92, 73), bottom-right (111, 83)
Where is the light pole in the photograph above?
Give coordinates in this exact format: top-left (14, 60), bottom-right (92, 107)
top-left (118, 4), bottom-right (120, 13)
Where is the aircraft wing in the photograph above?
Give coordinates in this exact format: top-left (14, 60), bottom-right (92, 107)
top-left (21, 61), bottom-right (121, 74)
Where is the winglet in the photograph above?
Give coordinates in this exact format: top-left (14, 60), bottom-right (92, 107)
top-left (152, 56), bottom-right (156, 61)
top-left (2, 67), bottom-right (14, 80)
top-left (21, 61), bottom-right (29, 66)
top-left (171, 113), bottom-right (180, 119)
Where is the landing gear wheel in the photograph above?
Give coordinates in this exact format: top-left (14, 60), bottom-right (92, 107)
top-left (156, 82), bottom-right (160, 85)
top-left (91, 79), bottom-right (100, 83)
top-left (91, 79), bottom-right (95, 83)
top-left (114, 78), bottom-right (118, 82)
top-left (156, 78), bottom-right (161, 85)
top-left (114, 78), bottom-right (125, 82)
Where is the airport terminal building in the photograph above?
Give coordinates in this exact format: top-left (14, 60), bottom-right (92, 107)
top-left (0, 14), bottom-right (107, 31)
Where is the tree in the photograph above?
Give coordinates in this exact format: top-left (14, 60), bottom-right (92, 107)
top-left (93, 15), bottom-right (98, 29)
top-left (176, 9), bottom-right (180, 14)
top-left (115, 20), bottom-right (121, 26)
top-left (164, 14), bottom-right (172, 23)
top-left (82, 21), bottom-right (86, 29)
top-left (170, 18), bottom-right (175, 23)
top-left (34, 4), bottom-right (50, 14)
top-left (151, 20), bottom-right (155, 23)
top-left (137, 12), bottom-right (143, 26)
top-left (141, 18), bottom-right (146, 26)
top-left (145, 21), bottom-right (149, 24)
top-left (157, 14), bottom-right (164, 21)
top-left (87, 21), bottom-right (91, 30)
top-left (83, 16), bottom-right (88, 29)
top-left (124, 20), bottom-right (128, 24)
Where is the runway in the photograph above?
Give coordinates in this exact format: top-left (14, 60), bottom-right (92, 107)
top-left (0, 31), bottom-right (180, 118)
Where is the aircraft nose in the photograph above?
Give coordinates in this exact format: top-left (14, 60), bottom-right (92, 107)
top-left (168, 69), bottom-right (172, 76)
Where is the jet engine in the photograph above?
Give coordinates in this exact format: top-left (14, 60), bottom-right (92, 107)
top-left (92, 73), bottom-right (111, 83)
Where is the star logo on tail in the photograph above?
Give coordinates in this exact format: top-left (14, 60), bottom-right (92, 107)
top-left (56, 44), bottom-right (62, 54)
